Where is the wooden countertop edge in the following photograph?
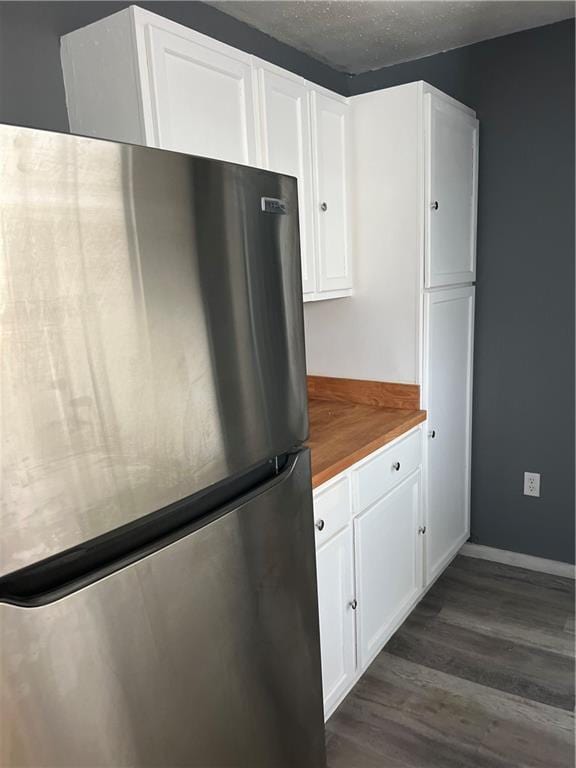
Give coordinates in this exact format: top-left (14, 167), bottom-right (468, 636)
top-left (310, 409), bottom-right (427, 489)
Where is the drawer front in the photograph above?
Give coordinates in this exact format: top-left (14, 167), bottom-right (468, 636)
top-left (313, 475), bottom-right (351, 548)
top-left (354, 429), bottom-right (422, 513)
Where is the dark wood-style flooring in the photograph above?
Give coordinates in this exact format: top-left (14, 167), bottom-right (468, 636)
top-left (326, 555), bottom-right (575, 768)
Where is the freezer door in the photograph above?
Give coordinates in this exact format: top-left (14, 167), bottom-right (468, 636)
top-left (1, 124), bottom-right (307, 577)
top-left (1, 450), bottom-right (326, 768)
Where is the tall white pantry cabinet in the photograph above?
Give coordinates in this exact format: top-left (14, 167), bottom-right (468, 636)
top-left (60, 6), bottom-right (352, 303)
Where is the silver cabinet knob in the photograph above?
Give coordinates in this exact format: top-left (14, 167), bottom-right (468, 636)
top-left (392, 461), bottom-right (401, 471)
top-left (431, 201), bottom-right (439, 210)
top-left (418, 526), bottom-right (427, 535)
top-left (349, 599), bottom-right (358, 610)
top-left (315, 519), bottom-right (325, 531)
top-left (320, 202), bottom-right (328, 212)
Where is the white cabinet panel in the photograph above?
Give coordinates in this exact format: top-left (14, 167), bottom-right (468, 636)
top-left (258, 67), bottom-right (316, 295)
top-left (312, 92), bottom-right (352, 293)
top-left (424, 286), bottom-right (474, 582)
top-left (425, 92), bottom-right (479, 287)
top-left (146, 26), bottom-right (257, 163)
top-left (61, 9), bottom-right (146, 145)
top-left (355, 471), bottom-right (422, 670)
top-left (316, 526), bottom-right (356, 717)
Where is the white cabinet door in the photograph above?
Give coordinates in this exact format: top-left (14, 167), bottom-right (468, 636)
top-left (316, 525), bottom-right (356, 718)
top-left (424, 286), bottom-right (474, 583)
top-left (311, 91), bottom-right (352, 293)
top-left (425, 93), bottom-right (479, 288)
top-left (355, 471), bottom-right (422, 670)
top-left (258, 67), bottom-right (316, 296)
top-left (146, 25), bottom-right (257, 163)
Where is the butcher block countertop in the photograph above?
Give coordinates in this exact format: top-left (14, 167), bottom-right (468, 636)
top-left (306, 376), bottom-right (427, 489)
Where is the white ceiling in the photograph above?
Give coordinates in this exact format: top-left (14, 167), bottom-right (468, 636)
top-left (208, 1), bottom-right (575, 74)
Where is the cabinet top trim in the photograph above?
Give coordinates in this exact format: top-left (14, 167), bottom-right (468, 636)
top-left (62, 7), bottom-right (472, 117)
top-left (351, 80), bottom-right (475, 118)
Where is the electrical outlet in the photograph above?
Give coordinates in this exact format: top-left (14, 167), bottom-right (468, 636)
top-left (523, 472), bottom-right (541, 497)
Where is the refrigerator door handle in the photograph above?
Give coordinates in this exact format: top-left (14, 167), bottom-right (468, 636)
top-left (0, 452), bottom-right (302, 609)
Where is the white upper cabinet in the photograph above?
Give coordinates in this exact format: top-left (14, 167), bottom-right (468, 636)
top-left (425, 92), bottom-right (479, 288)
top-left (146, 25), bottom-right (257, 163)
top-left (61, 6), bottom-right (257, 165)
top-left (312, 91), bottom-right (352, 294)
top-left (257, 64), bottom-right (316, 296)
top-left (61, 6), bottom-right (352, 303)
top-left (257, 69), bottom-right (352, 300)
top-left (423, 286), bottom-right (475, 583)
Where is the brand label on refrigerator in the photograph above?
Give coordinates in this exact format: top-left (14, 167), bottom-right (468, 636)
top-left (261, 197), bottom-right (287, 214)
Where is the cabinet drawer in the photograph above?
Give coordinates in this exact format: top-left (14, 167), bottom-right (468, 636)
top-left (354, 429), bottom-right (421, 513)
top-left (313, 475), bottom-right (351, 548)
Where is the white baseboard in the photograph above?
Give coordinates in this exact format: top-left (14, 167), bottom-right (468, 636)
top-left (460, 543), bottom-right (575, 579)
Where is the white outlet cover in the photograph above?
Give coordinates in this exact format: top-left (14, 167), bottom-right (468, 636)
top-left (523, 472), bottom-right (541, 497)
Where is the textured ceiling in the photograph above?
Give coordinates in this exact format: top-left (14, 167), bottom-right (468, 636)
top-left (208, 1), bottom-right (575, 74)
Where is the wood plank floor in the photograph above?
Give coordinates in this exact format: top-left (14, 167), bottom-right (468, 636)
top-left (326, 555), bottom-right (575, 768)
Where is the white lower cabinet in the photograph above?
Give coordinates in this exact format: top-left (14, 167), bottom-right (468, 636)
top-left (313, 427), bottom-right (429, 719)
top-left (316, 526), bottom-right (356, 717)
top-left (424, 286), bottom-right (474, 583)
top-left (354, 471), bottom-right (422, 670)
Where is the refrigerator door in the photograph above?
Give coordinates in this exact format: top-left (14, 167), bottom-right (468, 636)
top-left (1, 449), bottom-right (326, 768)
top-left (1, 124), bottom-right (307, 577)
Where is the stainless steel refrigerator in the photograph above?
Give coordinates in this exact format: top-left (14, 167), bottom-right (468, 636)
top-left (0, 124), bottom-right (326, 767)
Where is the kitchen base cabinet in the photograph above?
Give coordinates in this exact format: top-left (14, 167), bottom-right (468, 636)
top-left (354, 470), bottom-right (422, 670)
top-left (315, 525), bottom-right (356, 718)
top-left (313, 427), bottom-right (428, 719)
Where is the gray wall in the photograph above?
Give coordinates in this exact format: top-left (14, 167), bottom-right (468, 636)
top-left (0, 1), bottom-right (347, 133)
top-left (0, 3), bottom-right (573, 563)
top-left (349, 20), bottom-right (575, 564)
